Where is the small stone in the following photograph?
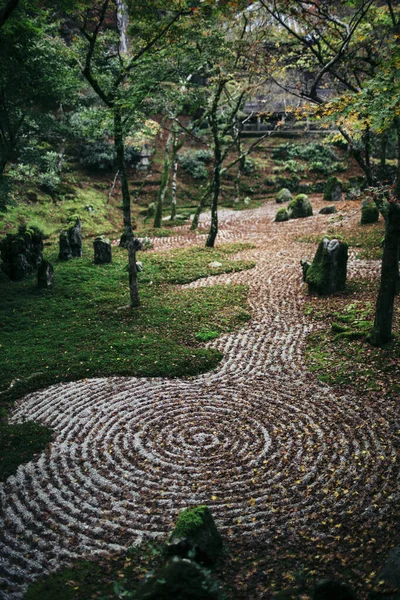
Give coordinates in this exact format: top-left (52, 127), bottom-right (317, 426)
top-left (136, 261), bottom-right (143, 272)
top-left (93, 236), bottom-right (112, 264)
top-left (59, 230), bottom-right (72, 261)
top-left (300, 259), bottom-right (311, 281)
top-left (84, 205), bottom-right (94, 213)
top-left (37, 260), bottom-right (54, 289)
top-left (68, 218), bottom-right (82, 257)
top-left (319, 206), bottom-right (338, 215)
top-left (208, 261), bottom-right (223, 268)
top-left (275, 208), bottom-right (290, 222)
top-left (243, 197), bottom-right (251, 206)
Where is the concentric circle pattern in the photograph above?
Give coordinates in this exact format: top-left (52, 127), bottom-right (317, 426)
top-left (0, 199), bottom-right (398, 599)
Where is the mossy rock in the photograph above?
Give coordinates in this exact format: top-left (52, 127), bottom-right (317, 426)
top-left (276, 188), bottom-right (292, 203)
top-left (288, 194), bottom-right (313, 218)
top-left (319, 206), bottom-right (338, 215)
top-left (133, 557), bottom-right (223, 600)
top-left (323, 176), bottom-right (343, 201)
top-left (166, 506), bottom-right (223, 566)
top-left (306, 236), bottom-right (348, 295)
top-left (361, 200), bottom-right (379, 224)
top-left (275, 208), bottom-right (290, 222)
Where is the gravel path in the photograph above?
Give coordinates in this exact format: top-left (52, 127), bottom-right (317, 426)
top-left (0, 199), bottom-right (398, 599)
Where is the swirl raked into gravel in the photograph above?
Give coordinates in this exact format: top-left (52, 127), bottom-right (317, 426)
top-left (0, 199), bottom-right (398, 599)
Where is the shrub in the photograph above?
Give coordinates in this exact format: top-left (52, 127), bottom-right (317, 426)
top-left (361, 200), bottom-right (379, 224)
top-left (80, 140), bottom-right (115, 172)
top-left (178, 151), bottom-right (211, 179)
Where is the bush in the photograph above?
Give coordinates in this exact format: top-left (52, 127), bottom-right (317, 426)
top-left (178, 151), bottom-right (211, 180)
top-left (80, 140), bottom-right (115, 171)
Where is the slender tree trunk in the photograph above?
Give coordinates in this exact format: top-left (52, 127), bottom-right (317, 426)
top-left (114, 107), bottom-right (139, 308)
top-left (206, 163), bottom-right (221, 247)
top-left (206, 82), bottom-right (224, 248)
top-left (369, 202), bottom-right (400, 346)
top-left (154, 129), bottom-right (174, 228)
top-left (170, 160), bottom-right (178, 220)
top-left (191, 184), bottom-right (212, 230)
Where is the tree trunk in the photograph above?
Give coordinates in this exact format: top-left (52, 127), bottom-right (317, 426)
top-left (114, 107), bottom-right (139, 308)
top-left (170, 160), bottom-right (178, 220)
top-left (206, 163), bottom-right (220, 247)
top-left (154, 129), bottom-right (174, 228)
top-left (369, 202), bottom-right (400, 346)
top-left (191, 185), bottom-right (211, 230)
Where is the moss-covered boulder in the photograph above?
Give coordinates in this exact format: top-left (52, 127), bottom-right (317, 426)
top-left (276, 188), bottom-right (292, 203)
top-left (166, 506), bottom-right (223, 566)
top-left (147, 202), bottom-right (156, 218)
top-left (288, 194), bottom-right (313, 218)
top-left (133, 557), bottom-right (223, 600)
top-left (306, 237), bottom-right (348, 295)
top-left (93, 236), bottom-right (112, 264)
top-left (275, 208), bottom-right (290, 222)
top-left (361, 199), bottom-right (379, 224)
top-left (323, 176), bottom-right (343, 201)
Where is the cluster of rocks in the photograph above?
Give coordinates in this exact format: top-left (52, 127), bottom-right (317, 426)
top-left (275, 191), bottom-right (313, 221)
top-left (0, 225), bottom-right (45, 281)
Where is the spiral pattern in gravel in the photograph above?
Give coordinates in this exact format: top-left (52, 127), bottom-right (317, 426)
top-left (0, 199), bottom-right (398, 599)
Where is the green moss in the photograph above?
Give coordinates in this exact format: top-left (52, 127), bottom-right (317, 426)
top-left (275, 208), bottom-right (289, 222)
top-left (323, 176), bottom-right (342, 201)
top-left (0, 421), bottom-right (53, 482)
top-left (361, 201), bottom-right (379, 225)
top-left (288, 194), bottom-right (313, 219)
top-left (172, 506), bottom-right (209, 539)
top-left (276, 188), bottom-right (292, 203)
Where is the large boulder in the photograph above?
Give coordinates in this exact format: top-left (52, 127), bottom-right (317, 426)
top-left (276, 188), bottom-right (292, 203)
top-left (93, 236), bottom-right (112, 264)
top-left (361, 199), bottom-right (379, 224)
top-left (306, 236), bottom-right (348, 295)
top-left (323, 176), bottom-right (343, 201)
top-left (0, 225), bottom-right (44, 281)
top-left (166, 506), bottom-right (223, 566)
top-left (133, 557), bottom-right (223, 600)
top-left (288, 194), bottom-right (313, 218)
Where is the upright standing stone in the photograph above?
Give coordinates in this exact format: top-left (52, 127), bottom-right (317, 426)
top-left (324, 176), bottom-right (343, 202)
top-left (69, 218), bottom-right (82, 257)
top-left (93, 236), bottom-right (112, 264)
top-left (37, 260), bottom-right (54, 289)
top-left (59, 218), bottom-right (82, 260)
top-left (306, 237), bottom-right (348, 295)
top-left (59, 230), bottom-right (72, 260)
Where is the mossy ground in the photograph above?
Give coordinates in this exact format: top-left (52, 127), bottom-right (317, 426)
top-left (0, 242), bottom-right (254, 481)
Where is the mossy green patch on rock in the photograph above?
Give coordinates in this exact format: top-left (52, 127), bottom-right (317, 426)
top-left (288, 194), bottom-right (313, 219)
top-left (323, 176), bottom-right (343, 201)
top-left (361, 200), bottom-right (379, 225)
top-left (275, 208), bottom-right (290, 222)
top-left (276, 188), bottom-right (292, 203)
top-left (305, 237), bottom-right (348, 295)
top-left (167, 506), bottom-right (223, 566)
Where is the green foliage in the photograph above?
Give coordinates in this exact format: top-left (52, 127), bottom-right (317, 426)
top-left (171, 506), bottom-right (210, 539)
top-left (0, 421), bottom-right (53, 482)
top-left (0, 243), bottom-right (253, 403)
top-left (178, 150), bottom-right (212, 180)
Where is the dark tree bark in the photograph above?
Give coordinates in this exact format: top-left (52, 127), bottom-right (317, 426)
top-left (369, 202), bottom-right (400, 346)
top-left (0, 0), bottom-right (19, 28)
top-left (206, 81), bottom-right (224, 248)
top-left (114, 107), bottom-right (139, 308)
top-left (154, 128), bottom-right (174, 228)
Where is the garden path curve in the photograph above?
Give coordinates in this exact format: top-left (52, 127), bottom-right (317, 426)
top-left (0, 199), bottom-right (398, 599)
